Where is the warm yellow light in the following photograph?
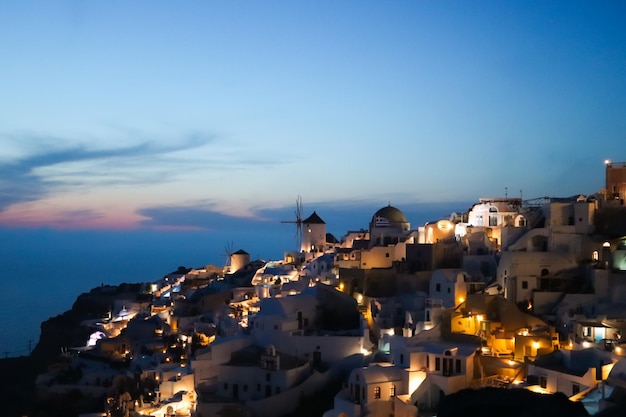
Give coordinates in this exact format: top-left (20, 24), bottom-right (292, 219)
top-left (458, 297), bottom-right (465, 304)
top-left (605, 159), bottom-right (611, 165)
top-left (339, 282), bottom-right (344, 291)
top-left (532, 341), bottom-right (540, 349)
top-left (476, 314), bottom-right (484, 322)
top-left (603, 241), bottom-right (611, 248)
top-left (508, 360), bottom-right (516, 366)
top-left (615, 346), bottom-right (622, 355)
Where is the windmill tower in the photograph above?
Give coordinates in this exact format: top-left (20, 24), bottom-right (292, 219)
top-left (281, 195), bottom-right (304, 252)
top-left (221, 241), bottom-right (235, 275)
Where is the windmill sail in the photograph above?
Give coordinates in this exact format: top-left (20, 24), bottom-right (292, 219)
top-left (281, 195), bottom-right (304, 251)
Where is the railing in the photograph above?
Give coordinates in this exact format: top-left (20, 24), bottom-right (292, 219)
top-left (426, 298), bottom-right (443, 308)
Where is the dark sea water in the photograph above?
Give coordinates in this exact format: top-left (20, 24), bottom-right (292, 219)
top-left (0, 227), bottom-right (291, 356)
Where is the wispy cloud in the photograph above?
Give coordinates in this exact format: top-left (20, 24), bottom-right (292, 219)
top-left (138, 205), bottom-right (283, 232)
top-left (0, 132), bottom-right (214, 211)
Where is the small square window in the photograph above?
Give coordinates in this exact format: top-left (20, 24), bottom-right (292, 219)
top-left (522, 281), bottom-right (528, 289)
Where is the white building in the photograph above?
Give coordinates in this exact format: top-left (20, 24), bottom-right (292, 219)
top-left (217, 344), bottom-right (311, 401)
top-left (428, 269), bottom-right (472, 308)
top-left (251, 284), bottom-right (369, 365)
top-left (526, 348), bottom-right (615, 397)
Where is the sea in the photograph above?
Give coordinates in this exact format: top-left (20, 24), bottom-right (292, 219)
top-left (0, 201), bottom-right (469, 357)
top-left (0, 227), bottom-right (291, 357)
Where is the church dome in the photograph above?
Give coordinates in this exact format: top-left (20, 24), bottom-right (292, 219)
top-left (372, 205), bottom-right (408, 225)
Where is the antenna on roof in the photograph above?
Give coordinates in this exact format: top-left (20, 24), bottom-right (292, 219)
top-left (505, 187), bottom-right (508, 198)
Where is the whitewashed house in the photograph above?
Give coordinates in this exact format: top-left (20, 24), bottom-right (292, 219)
top-left (217, 344), bottom-right (311, 401)
top-left (251, 283), bottom-right (369, 365)
top-left (526, 348), bottom-right (615, 397)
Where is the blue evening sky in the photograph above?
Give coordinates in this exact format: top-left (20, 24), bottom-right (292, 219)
top-left (2, 1), bottom-right (625, 231)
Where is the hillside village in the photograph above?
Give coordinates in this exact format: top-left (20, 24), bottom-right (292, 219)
top-left (30, 161), bottom-right (626, 417)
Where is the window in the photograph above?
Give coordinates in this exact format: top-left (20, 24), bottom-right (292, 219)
top-left (400, 354), bottom-right (404, 365)
top-left (390, 385), bottom-right (396, 397)
top-left (447, 287), bottom-right (451, 293)
top-left (489, 216), bottom-right (498, 226)
top-left (540, 376), bottom-right (547, 389)
top-left (436, 283), bottom-right (441, 292)
top-left (456, 359), bottom-right (461, 374)
top-left (435, 357), bottom-right (441, 371)
top-left (572, 383), bottom-right (580, 395)
top-left (257, 384), bottom-right (261, 391)
top-left (224, 383), bottom-right (228, 390)
top-left (266, 373), bottom-right (271, 382)
top-left (244, 385), bottom-right (248, 392)
top-left (374, 386), bottom-right (381, 399)
top-left (426, 355), bottom-right (430, 369)
top-left (385, 253), bottom-right (390, 258)
top-left (522, 281), bottom-right (528, 289)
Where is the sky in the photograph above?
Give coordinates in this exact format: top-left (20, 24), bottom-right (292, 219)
top-left (1, 0), bottom-right (626, 356)
top-left (1, 0), bottom-right (625, 233)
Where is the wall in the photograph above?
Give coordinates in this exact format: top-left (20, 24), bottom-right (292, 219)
top-left (218, 360), bottom-right (311, 401)
top-left (159, 373), bottom-right (194, 399)
top-left (534, 292), bottom-right (590, 315)
top-left (393, 395), bottom-right (419, 417)
top-left (497, 251), bottom-right (578, 290)
top-left (361, 246), bottom-right (395, 269)
top-left (191, 336), bottom-right (253, 387)
top-left (245, 366), bottom-right (343, 417)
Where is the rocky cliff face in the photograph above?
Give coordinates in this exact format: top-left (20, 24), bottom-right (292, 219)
top-left (1, 283), bottom-right (147, 416)
top-left (31, 283), bottom-right (145, 365)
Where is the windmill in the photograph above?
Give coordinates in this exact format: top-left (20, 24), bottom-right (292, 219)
top-left (221, 241), bottom-right (235, 274)
top-left (281, 195), bottom-right (304, 251)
